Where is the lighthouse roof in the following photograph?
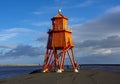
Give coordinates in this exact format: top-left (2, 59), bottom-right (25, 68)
top-left (52, 10), bottom-right (68, 20)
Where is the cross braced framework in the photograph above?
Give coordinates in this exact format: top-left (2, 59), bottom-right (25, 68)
top-left (43, 47), bottom-right (78, 72)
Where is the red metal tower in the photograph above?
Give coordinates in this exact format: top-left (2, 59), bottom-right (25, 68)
top-left (43, 9), bottom-right (78, 73)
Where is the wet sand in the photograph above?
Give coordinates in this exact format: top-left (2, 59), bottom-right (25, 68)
top-left (0, 70), bottom-right (120, 84)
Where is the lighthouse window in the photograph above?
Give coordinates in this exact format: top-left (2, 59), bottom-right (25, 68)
top-left (49, 36), bottom-right (52, 42)
top-left (66, 37), bottom-right (68, 42)
top-left (65, 25), bottom-right (67, 29)
top-left (58, 25), bottom-right (60, 30)
top-left (53, 20), bottom-right (56, 24)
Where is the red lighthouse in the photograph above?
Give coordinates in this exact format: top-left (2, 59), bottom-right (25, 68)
top-left (43, 9), bottom-right (78, 73)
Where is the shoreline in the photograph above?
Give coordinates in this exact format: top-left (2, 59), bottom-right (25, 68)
top-left (0, 64), bottom-right (40, 67)
top-left (0, 64), bottom-right (120, 67)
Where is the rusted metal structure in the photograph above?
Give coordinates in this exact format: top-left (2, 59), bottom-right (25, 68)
top-left (43, 9), bottom-right (78, 73)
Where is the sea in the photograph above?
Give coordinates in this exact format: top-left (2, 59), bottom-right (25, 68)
top-left (0, 64), bottom-right (120, 80)
top-left (0, 66), bottom-right (41, 80)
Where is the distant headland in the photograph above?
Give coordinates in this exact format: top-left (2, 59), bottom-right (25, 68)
top-left (0, 64), bottom-right (40, 66)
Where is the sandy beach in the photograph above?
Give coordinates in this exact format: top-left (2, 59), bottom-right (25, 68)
top-left (0, 70), bottom-right (120, 84)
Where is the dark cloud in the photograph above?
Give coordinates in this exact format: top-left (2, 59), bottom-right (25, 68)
top-left (72, 6), bottom-right (120, 40)
top-left (36, 36), bottom-right (47, 43)
top-left (75, 53), bottom-right (120, 64)
top-left (0, 45), bottom-right (14, 49)
top-left (0, 44), bottom-right (46, 58)
top-left (65, 52), bottom-right (120, 64)
top-left (75, 35), bottom-right (120, 49)
top-left (36, 31), bottom-right (48, 44)
top-left (71, 6), bottom-right (120, 63)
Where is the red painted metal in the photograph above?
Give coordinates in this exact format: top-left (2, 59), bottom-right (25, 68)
top-left (42, 10), bottom-right (78, 72)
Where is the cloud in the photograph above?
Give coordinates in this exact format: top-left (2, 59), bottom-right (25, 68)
top-left (35, 31), bottom-right (48, 46)
top-left (0, 28), bottom-right (33, 41)
top-left (33, 6), bottom-right (120, 64)
top-left (61, 0), bottom-right (95, 9)
top-left (0, 55), bottom-right (42, 64)
top-left (0, 33), bottom-right (17, 41)
top-left (0, 27), bottom-right (46, 64)
top-left (69, 17), bottom-right (85, 24)
top-left (1, 5), bottom-right (120, 64)
top-left (33, 0), bottom-right (95, 16)
top-left (106, 6), bottom-right (120, 14)
top-left (0, 44), bottom-right (45, 58)
top-left (75, 35), bottom-right (120, 49)
top-left (93, 49), bottom-right (112, 55)
top-left (75, 0), bottom-right (95, 8)
top-left (33, 5), bottom-right (58, 15)
top-left (74, 35), bottom-right (120, 58)
top-left (69, 6), bottom-right (120, 64)
top-left (36, 34), bottom-right (47, 43)
top-left (3, 28), bottom-right (33, 33)
top-left (0, 44), bottom-right (15, 49)
top-left (76, 53), bottom-right (120, 64)
top-left (72, 6), bottom-right (120, 41)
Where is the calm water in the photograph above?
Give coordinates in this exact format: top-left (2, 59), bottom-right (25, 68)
top-left (0, 66), bottom-right (41, 80)
top-left (80, 64), bottom-right (120, 72)
top-left (0, 65), bottom-right (120, 80)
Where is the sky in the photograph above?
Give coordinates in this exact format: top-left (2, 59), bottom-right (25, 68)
top-left (0, 0), bottom-right (120, 64)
